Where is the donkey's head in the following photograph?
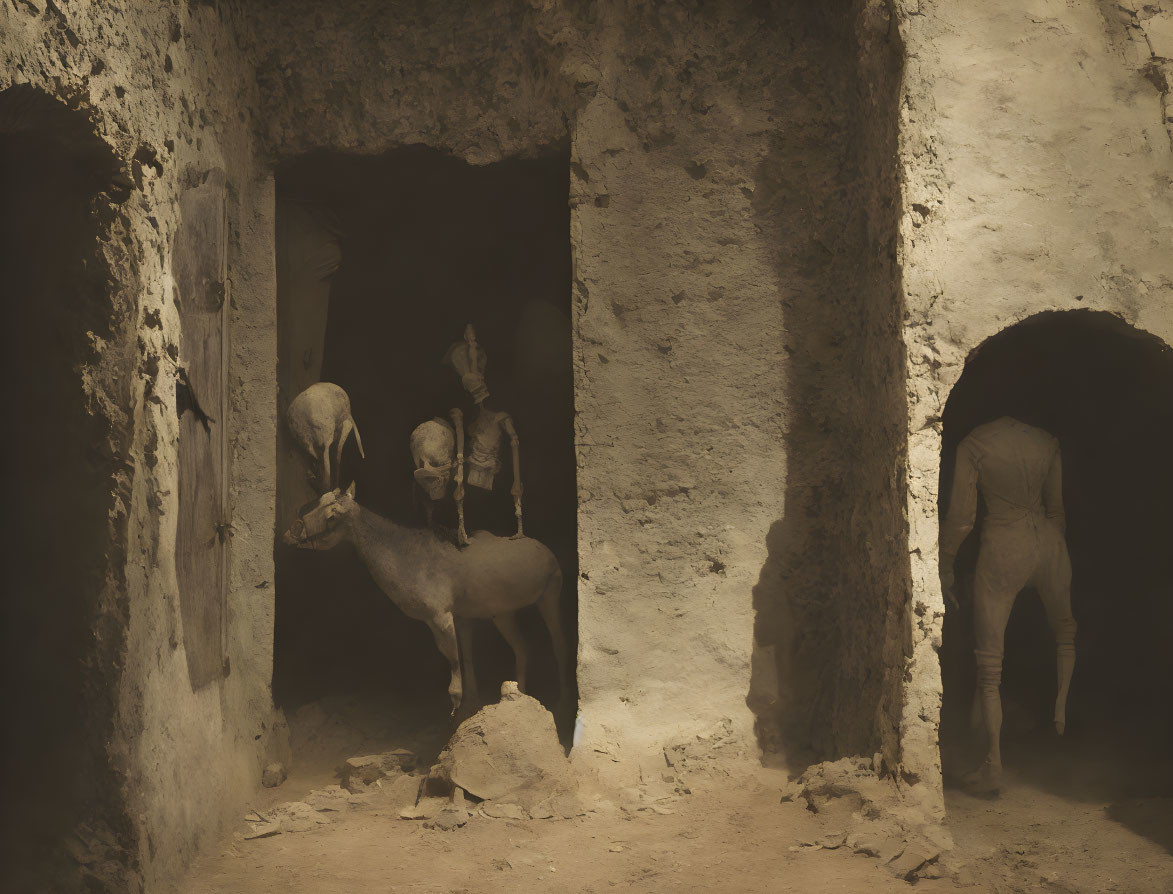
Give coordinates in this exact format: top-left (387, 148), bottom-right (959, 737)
top-left (283, 482), bottom-right (357, 550)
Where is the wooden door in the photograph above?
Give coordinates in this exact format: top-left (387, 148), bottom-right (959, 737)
top-left (173, 169), bottom-right (228, 690)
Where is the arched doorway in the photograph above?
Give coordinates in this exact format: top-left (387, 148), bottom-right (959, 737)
top-left (0, 86), bottom-right (129, 889)
top-left (938, 310), bottom-right (1173, 819)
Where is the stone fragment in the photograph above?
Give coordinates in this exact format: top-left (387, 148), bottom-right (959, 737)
top-left (819, 831), bottom-right (847, 849)
top-left (339, 748), bottom-right (415, 792)
top-left (261, 762), bottom-right (287, 788)
top-left (482, 801), bottom-right (528, 820)
top-left (888, 843), bottom-right (940, 880)
top-left (400, 796), bottom-right (449, 821)
top-left (1142, 12), bottom-right (1173, 59)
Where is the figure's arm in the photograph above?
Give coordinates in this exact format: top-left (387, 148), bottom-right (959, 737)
top-left (941, 436), bottom-right (981, 565)
top-left (1043, 444), bottom-right (1066, 534)
top-left (502, 414), bottom-right (524, 537)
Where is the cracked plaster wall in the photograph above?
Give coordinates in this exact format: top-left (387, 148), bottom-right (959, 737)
top-left (895, 0), bottom-right (1173, 814)
top-left (1, 1), bottom-right (281, 889)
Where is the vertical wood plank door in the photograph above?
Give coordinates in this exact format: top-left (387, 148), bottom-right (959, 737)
top-left (173, 169), bottom-right (228, 691)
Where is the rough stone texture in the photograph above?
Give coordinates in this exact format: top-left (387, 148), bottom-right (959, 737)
top-left (895, 0), bottom-right (1173, 816)
top-left (6, 0), bottom-right (1172, 888)
top-left (1, 2), bottom-right (281, 889)
top-left (262, 763), bottom-right (288, 788)
top-left (253, 0), bottom-right (910, 789)
top-left (433, 684), bottom-right (574, 803)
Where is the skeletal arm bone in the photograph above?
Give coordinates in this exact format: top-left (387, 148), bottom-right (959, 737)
top-left (502, 414), bottom-right (524, 538)
top-left (450, 408), bottom-right (469, 546)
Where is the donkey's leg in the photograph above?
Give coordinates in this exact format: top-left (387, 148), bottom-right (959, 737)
top-left (455, 618), bottom-right (479, 710)
top-left (426, 613), bottom-right (462, 715)
top-left (536, 571), bottom-right (572, 710)
top-left (492, 612), bottom-right (528, 693)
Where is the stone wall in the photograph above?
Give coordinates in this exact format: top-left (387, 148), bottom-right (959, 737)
top-left (0, 1), bottom-right (280, 889)
top-left (254, 0), bottom-right (913, 785)
top-left (896, 0), bottom-right (1173, 815)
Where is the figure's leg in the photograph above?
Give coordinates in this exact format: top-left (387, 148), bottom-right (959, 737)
top-left (491, 612), bottom-right (528, 693)
top-left (449, 409), bottom-right (469, 547)
top-left (426, 613), bottom-right (462, 715)
top-left (454, 487), bottom-right (469, 547)
top-left (1036, 531), bottom-right (1076, 735)
top-left (536, 570), bottom-right (572, 710)
top-left (971, 552), bottom-right (1020, 791)
top-left (455, 618), bottom-right (479, 711)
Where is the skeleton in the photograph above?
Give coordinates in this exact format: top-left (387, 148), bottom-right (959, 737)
top-left (286, 382), bottom-right (365, 494)
top-left (940, 416), bottom-right (1077, 795)
top-left (410, 324), bottom-right (523, 546)
top-left (282, 484), bottom-right (570, 715)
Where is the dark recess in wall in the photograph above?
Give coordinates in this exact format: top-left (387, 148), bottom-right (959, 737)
top-left (273, 146), bottom-right (577, 732)
top-left (0, 86), bottom-right (132, 892)
top-left (939, 310), bottom-right (1173, 793)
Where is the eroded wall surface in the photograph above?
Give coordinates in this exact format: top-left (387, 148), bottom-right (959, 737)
top-left (0, 2), bottom-right (279, 889)
top-left (254, 0), bottom-right (911, 786)
top-left (896, 0), bottom-right (1173, 811)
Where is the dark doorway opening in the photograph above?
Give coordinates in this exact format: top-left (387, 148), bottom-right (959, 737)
top-left (0, 87), bottom-right (126, 889)
top-left (273, 146), bottom-right (577, 762)
top-left (939, 310), bottom-right (1173, 846)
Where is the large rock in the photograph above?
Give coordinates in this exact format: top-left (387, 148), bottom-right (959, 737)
top-left (433, 683), bottom-right (575, 806)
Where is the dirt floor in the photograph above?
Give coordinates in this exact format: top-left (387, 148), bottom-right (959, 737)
top-left (943, 732), bottom-right (1173, 894)
top-left (169, 695), bottom-right (1173, 894)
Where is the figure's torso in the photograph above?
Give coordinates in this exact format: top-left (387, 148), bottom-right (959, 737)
top-left (967, 417), bottom-right (1058, 526)
top-left (466, 407), bottom-right (508, 489)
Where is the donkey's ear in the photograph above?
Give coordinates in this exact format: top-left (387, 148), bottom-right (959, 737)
top-left (345, 480), bottom-right (356, 499)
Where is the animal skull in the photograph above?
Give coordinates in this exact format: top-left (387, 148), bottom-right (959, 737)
top-left (283, 482), bottom-right (356, 549)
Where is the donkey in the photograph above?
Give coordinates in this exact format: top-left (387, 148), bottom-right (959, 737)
top-left (282, 483), bottom-right (569, 715)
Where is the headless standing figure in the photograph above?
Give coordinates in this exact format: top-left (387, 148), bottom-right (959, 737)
top-left (940, 416), bottom-right (1077, 795)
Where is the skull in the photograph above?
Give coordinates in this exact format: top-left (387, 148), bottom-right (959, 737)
top-left (410, 418), bottom-right (456, 501)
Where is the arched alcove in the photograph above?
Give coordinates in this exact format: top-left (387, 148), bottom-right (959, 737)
top-left (939, 310), bottom-right (1173, 810)
top-left (0, 86), bottom-right (129, 889)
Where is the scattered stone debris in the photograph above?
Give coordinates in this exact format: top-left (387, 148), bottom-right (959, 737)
top-left (240, 801), bottom-right (332, 840)
top-left (338, 748), bottom-right (415, 792)
top-left (780, 755), bottom-right (955, 883)
top-left (261, 762), bottom-right (287, 788)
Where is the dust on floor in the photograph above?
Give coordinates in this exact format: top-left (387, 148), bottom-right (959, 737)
top-left (170, 693), bottom-right (1172, 893)
top-left (944, 737), bottom-right (1173, 894)
top-left (170, 769), bottom-right (963, 894)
